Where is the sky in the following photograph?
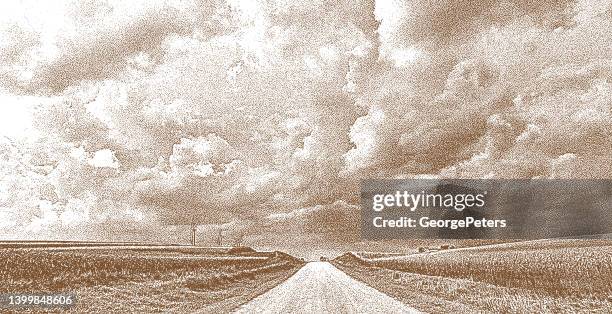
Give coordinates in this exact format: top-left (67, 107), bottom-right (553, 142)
top-left (0, 0), bottom-right (611, 256)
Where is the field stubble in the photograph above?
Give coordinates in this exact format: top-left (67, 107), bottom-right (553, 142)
top-left (334, 239), bottom-right (612, 313)
top-left (0, 245), bottom-right (304, 312)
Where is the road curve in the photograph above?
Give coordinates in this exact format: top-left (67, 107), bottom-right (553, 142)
top-left (234, 262), bottom-right (420, 314)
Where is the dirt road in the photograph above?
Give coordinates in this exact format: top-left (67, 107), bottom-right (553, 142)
top-left (234, 262), bottom-right (420, 314)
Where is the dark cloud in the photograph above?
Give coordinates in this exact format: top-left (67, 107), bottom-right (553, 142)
top-left (383, 0), bottom-right (576, 46)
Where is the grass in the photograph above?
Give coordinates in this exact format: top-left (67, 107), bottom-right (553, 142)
top-left (333, 239), bottom-right (612, 313)
top-left (0, 245), bottom-right (304, 312)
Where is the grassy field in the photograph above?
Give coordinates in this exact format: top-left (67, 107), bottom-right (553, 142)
top-left (333, 239), bottom-right (612, 313)
top-left (0, 243), bottom-right (304, 312)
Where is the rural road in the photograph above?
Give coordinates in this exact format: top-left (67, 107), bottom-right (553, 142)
top-left (234, 262), bottom-right (420, 314)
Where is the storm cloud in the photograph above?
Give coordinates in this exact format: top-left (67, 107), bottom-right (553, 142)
top-left (0, 0), bottom-right (610, 249)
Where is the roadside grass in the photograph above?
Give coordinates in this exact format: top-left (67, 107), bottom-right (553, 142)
top-left (334, 239), bottom-right (612, 313)
top-left (0, 246), bottom-right (304, 312)
top-left (73, 262), bottom-right (302, 313)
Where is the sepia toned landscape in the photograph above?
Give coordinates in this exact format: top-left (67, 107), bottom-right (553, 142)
top-left (0, 242), bottom-right (304, 312)
top-left (334, 239), bottom-right (612, 313)
top-left (1, 0), bottom-right (612, 313)
top-left (2, 239), bottom-right (612, 312)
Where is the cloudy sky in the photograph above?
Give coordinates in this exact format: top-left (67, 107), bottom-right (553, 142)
top-left (0, 0), bottom-right (611, 255)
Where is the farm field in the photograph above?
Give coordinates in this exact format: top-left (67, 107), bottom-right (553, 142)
top-left (333, 239), bottom-right (612, 313)
top-left (352, 239), bottom-right (514, 259)
top-left (0, 243), bottom-right (304, 312)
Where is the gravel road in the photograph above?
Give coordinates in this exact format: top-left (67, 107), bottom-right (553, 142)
top-left (234, 262), bottom-right (420, 314)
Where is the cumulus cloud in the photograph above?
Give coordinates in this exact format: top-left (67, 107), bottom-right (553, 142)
top-left (376, 0), bottom-right (575, 49)
top-left (1, 0), bottom-right (611, 247)
top-left (134, 133), bottom-right (281, 225)
top-left (0, 0), bottom-right (223, 94)
top-left (343, 0), bottom-right (612, 180)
